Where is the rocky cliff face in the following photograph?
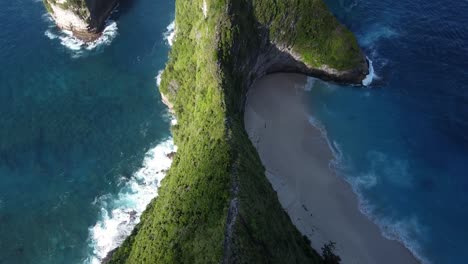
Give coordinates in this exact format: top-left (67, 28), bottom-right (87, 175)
top-left (43, 0), bottom-right (118, 41)
top-left (108, 0), bottom-right (368, 263)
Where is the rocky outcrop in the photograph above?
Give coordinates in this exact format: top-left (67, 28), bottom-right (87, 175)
top-left (236, 37), bottom-right (368, 101)
top-left (109, 1), bottom-right (368, 263)
top-left (43, 0), bottom-right (118, 41)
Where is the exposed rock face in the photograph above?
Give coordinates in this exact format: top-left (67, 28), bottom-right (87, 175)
top-left (43, 0), bottom-right (118, 41)
top-left (109, 1), bottom-right (370, 263)
top-left (228, 3), bottom-right (368, 96)
top-left (243, 38), bottom-right (368, 93)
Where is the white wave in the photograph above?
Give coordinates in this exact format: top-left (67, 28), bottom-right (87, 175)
top-left (43, 14), bottom-right (118, 58)
top-left (44, 29), bottom-right (58, 40)
top-left (347, 183), bottom-right (430, 264)
top-left (307, 115), bottom-right (326, 134)
top-left (376, 215), bottom-right (431, 264)
top-left (307, 116), bottom-right (345, 169)
top-left (163, 21), bottom-right (176, 46)
top-left (85, 138), bottom-right (176, 264)
top-left (362, 57), bottom-right (374, 86)
top-left (353, 173), bottom-right (378, 190)
top-left (306, 114), bottom-right (427, 263)
top-left (337, 150), bottom-right (427, 264)
top-left (60, 30), bottom-right (84, 51)
top-left (156, 70), bottom-right (164, 87)
top-left (303, 77), bottom-right (316, 91)
top-left (86, 21), bottom-right (118, 50)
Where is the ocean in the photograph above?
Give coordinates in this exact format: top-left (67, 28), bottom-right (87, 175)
top-left (306, 0), bottom-right (468, 263)
top-left (0, 0), bottom-right (175, 263)
top-left (1, 0), bottom-right (467, 263)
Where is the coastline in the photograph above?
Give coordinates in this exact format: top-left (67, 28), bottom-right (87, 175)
top-left (244, 73), bottom-right (419, 264)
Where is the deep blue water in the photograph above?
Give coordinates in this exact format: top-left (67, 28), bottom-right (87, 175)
top-left (1, 0), bottom-right (467, 264)
top-left (306, 0), bottom-right (468, 263)
top-left (0, 0), bottom-right (174, 263)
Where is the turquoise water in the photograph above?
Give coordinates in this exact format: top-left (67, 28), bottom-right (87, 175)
top-left (0, 0), bottom-right (174, 263)
top-left (307, 0), bottom-right (468, 263)
top-left (1, 0), bottom-right (467, 264)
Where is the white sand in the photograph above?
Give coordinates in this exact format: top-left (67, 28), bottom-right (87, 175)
top-left (244, 73), bottom-right (419, 264)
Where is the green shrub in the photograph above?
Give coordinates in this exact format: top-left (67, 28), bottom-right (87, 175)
top-left (110, 0), bottom-right (363, 263)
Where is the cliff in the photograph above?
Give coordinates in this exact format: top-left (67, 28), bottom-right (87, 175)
top-left (43, 0), bottom-right (118, 41)
top-left (109, 0), bottom-right (368, 263)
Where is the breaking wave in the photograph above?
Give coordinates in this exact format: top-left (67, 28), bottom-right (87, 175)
top-left (163, 21), bottom-right (176, 46)
top-left (85, 138), bottom-right (176, 264)
top-left (362, 57), bottom-right (375, 86)
top-left (307, 108), bottom-right (428, 264)
top-left (44, 16), bottom-right (118, 58)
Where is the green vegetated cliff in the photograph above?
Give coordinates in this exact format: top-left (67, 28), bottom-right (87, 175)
top-left (109, 0), bottom-right (366, 263)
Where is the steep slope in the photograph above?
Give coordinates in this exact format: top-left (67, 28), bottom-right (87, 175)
top-left (109, 0), bottom-right (368, 263)
top-left (43, 0), bottom-right (118, 41)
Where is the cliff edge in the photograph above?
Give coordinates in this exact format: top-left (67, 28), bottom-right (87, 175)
top-left (43, 0), bottom-right (118, 41)
top-left (108, 0), bottom-right (368, 263)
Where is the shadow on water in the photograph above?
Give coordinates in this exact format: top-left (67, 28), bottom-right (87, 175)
top-left (116, 0), bottom-right (138, 17)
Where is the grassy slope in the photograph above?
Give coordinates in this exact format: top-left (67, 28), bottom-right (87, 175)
top-left (110, 1), bottom-right (231, 263)
top-left (253, 0), bottom-right (362, 70)
top-left (110, 0), bottom-right (362, 263)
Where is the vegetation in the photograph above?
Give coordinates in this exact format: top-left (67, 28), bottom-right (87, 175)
top-left (253, 0), bottom-right (363, 70)
top-left (322, 242), bottom-right (342, 264)
top-left (110, 0), bottom-right (361, 263)
top-left (42, 0), bottom-right (53, 14)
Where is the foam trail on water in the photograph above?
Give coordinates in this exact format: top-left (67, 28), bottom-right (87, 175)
top-left (156, 70), bottom-right (164, 87)
top-left (307, 110), bottom-right (428, 264)
top-left (86, 21), bottom-right (118, 50)
top-left (85, 138), bottom-right (176, 264)
top-left (44, 15), bottom-right (118, 58)
top-left (362, 57), bottom-right (375, 86)
top-left (307, 116), bottom-right (344, 168)
top-left (163, 21), bottom-right (176, 46)
top-left (303, 77), bottom-right (316, 91)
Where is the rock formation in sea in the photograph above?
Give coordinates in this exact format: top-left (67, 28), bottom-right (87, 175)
top-left (43, 0), bottom-right (118, 41)
top-left (104, 0), bottom-right (369, 263)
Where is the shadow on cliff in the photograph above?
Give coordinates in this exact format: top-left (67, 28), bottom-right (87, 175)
top-left (222, 0), bottom-right (368, 115)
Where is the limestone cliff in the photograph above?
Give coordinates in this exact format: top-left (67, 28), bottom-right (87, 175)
top-left (43, 0), bottom-right (118, 41)
top-left (108, 0), bottom-right (368, 263)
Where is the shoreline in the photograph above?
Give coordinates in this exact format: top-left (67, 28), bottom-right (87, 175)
top-left (244, 73), bottom-right (419, 264)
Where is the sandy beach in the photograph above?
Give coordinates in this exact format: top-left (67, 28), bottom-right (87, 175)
top-left (244, 73), bottom-right (419, 264)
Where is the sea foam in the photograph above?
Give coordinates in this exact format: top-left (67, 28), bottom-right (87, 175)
top-left (307, 109), bottom-right (428, 264)
top-left (156, 70), bottom-right (164, 87)
top-left (303, 77), bottom-right (316, 91)
top-left (85, 19), bottom-right (178, 262)
top-left (44, 15), bottom-right (118, 58)
top-left (163, 21), bottom-right (176, 46)
top-left (362, 57), bottom-right (375, 86)
top-left (85, 138), bottom-right (176, 264)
